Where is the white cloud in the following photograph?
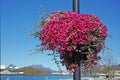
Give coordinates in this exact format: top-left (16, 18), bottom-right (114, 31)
top-left (0, 65), bottom-right (6, 69)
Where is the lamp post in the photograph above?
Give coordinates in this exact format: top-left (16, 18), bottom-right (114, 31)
top-left (73, 0), bottom-right (79, 13)
top-left (73, 0), bottom-right (80, 80)
top-left (73, 52), bottom-right (81, 80)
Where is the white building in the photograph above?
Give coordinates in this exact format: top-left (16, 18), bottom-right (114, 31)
top-left (114, 70), bottom-right (120, 75)
top-left (52, 71), bottom-right (70, 75)
top-left (0, 70), bottom-right (24, 75)
top-left (0, 70), bottom-right (11, 74)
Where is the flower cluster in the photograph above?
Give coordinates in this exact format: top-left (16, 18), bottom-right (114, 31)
top-left (39, 11), bottom-right (107, 71)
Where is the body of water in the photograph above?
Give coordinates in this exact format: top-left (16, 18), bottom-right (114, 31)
top-left (2, 75), bottom-right (119, 80)
top-left (1, 75), bottom-right (73, 80)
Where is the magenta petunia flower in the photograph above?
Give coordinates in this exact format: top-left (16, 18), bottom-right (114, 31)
top-left (39, 11), bottom-right (108, 71)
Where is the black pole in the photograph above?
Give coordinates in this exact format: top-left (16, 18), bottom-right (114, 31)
top-left (73, 0), bottom-right (79, 13)
top-left (73, 0), bottom-right (80, 80)
top-left (73, 54), bottom-right (80, 80)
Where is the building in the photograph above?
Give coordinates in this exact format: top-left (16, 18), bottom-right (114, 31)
top-left (0, 70), bottom-right (24, 75)
top-left (52, 71), bottom-right (70, 75)
top-left (0, 70), bottom-right (11, 74)
top-left (114, 70), bottom-right (120, 75)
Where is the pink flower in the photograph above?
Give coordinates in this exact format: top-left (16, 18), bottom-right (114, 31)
top-left (73, 64), bottom-right (78, 71)
top-left (72, 45), bottom-right (77, 49)
top-left (92, 61), bottom-right (98, 66)
top-left (39, 11), bottom-right (108, 71)
top-left (67, 46), bottom-right (72, 51)
top-left (72, 39), bottom-right (77, 44)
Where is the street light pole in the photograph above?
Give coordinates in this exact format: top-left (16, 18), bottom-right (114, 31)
top-left (73, 0), bottom-right (79, 13)
top-left (73, 53), bottom-right (81, 80)
top-left (73, 0), bottom-right (80, 80)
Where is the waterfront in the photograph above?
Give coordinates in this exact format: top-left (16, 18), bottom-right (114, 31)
top-left (1, 75), bottom-right (120, 80)
top-left (1, 75), bottom-right (73, 80)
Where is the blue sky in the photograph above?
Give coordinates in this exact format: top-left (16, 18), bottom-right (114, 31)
top-left (1, 0), bottom-right (120, 71)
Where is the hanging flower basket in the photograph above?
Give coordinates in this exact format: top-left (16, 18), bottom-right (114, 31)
top-left (39, 11), bottom-right (108, 71)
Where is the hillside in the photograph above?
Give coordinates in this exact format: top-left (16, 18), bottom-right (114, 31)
top-left (81, 64), bottom-right (120, 75)
top-left (27, 64), bottom-right (54, 72)
top-left (13, 67), bottom-right (51, 75)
